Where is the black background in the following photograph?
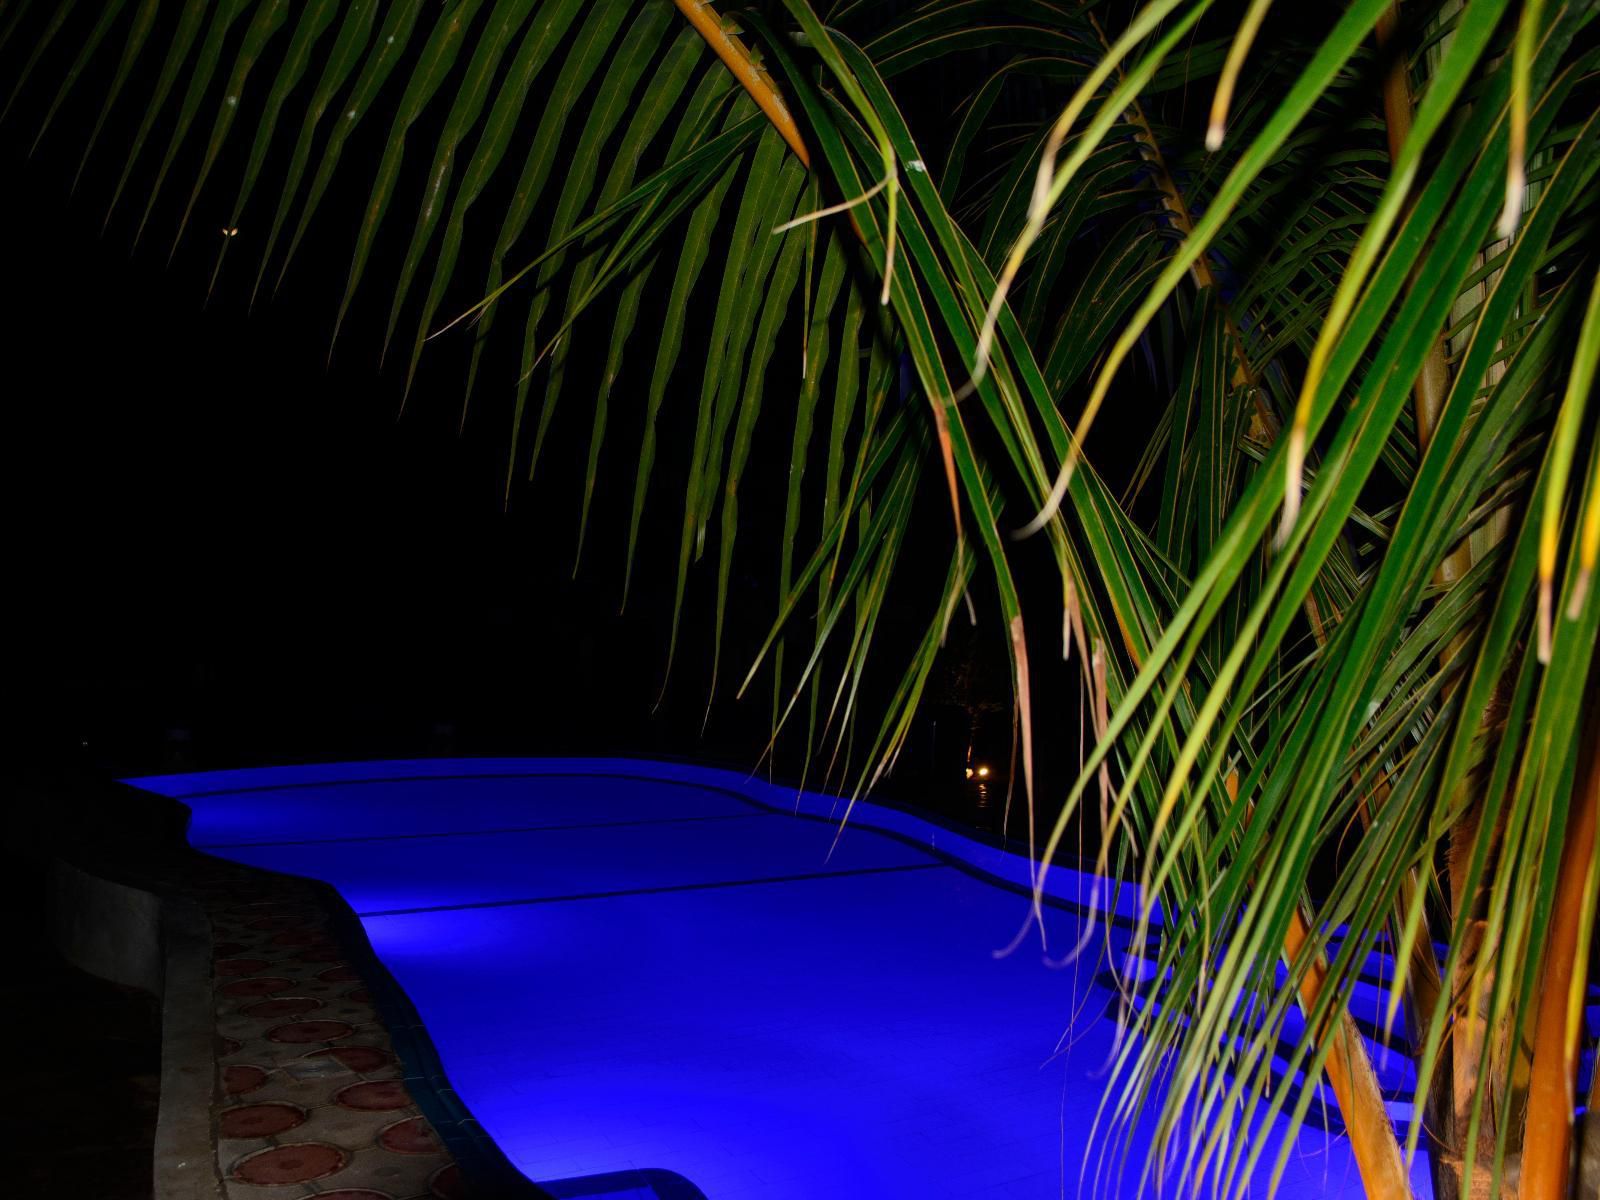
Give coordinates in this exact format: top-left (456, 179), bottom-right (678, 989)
top-left (0, 11), bottom-right (1011, 822)
top-left (1, 32), bottom-right (738, 776)
top-left (0, 7), bottom-right (1108, 839)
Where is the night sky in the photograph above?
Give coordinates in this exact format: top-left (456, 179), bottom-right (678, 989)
top-left (0, 25), bottom-right (991, 817)
top-left (0, 7), bottom-right (1113, 838)
top-left (2, 59), bottom-right (747, 777)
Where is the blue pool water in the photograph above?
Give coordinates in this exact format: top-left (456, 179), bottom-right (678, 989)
top-left (130, 758), bottom-right (1435, 1199)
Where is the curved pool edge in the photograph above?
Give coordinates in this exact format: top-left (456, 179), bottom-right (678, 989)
top-left (278, 838), bottom-right (560, 1200)
top-left (132, 754), bottom-right (1152, 924)
top-left (277, 830), bottom-right (710, 1200)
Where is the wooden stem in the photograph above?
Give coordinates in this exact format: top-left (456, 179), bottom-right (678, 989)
top-left (1284, 905), bottom-right (1420, 1199)
top-left (1229, 772), bottom-right (1417, 1199)
top-left (1520, 693), bottom-right (1600, 1198)
top-left (1376, 9), bottom-right (1502, 1195)
top-left (1375, 6), bottom-right (1470, 586)
top-left (671, 0), bottom-right (810, 167)
top-left (1086, 12), bottom-right (1277, 442)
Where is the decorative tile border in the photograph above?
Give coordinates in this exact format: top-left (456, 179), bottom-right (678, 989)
top-left (40, 775), bottom-right (542, 1200)
top-left (195, 871), bottom-right (461, 1200)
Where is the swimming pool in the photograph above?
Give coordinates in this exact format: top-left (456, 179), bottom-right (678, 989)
top-left (129, 758), bottom-right (1431, 1199)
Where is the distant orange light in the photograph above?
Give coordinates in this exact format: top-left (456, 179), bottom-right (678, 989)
top-left (964, 767), bottom-right (974, 779)
top-left (976, 765), bottom-right (990, 778)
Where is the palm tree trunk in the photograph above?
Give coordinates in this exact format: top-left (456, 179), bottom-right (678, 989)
top-left (1375, 10), bottom-right (1518, 1195)
top-left (1087, 12), bottom-right (1280, 446)
top-left (1520, 692), bottom-right (1600, 1198)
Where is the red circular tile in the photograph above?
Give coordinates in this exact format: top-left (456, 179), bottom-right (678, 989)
top-left (220, 976), bottom-right (296, 998)
top-left (319, 965), bottom-right (361, 983)
top-left (218, 1037), bottom-right (242, 1056)
top-left (294, 946), bottom-right (344, 963)
top-left (272, 929), bottom-right (334, 946)
top-left (319, 1192), bottom-right (395, 1200)
top-left (379, 1116), bottom-right (442, 1155)
top-left (344, 987), bottom-right (371, 1004)
top-left (242, 996), bottom-right (324, 1020)
top-left (215, 958), bottom-right (271, 977)
top-left (308, 1045), bottom-right (392, 1073)
top-left (223, 1065), bottom-right (269, 1096)
top-left (335, 1080), bottom-right (410, 1112)
top-left (430, 1163), bottom-right (465, 1199)
top-left (266, 1020), bottom-right (354, 1044)
top-left (220, 1102), bottom-right (307, 1139)
top-left (232, 1142), bottom-right (348, 1185)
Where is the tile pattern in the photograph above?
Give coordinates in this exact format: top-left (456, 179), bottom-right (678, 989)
top-left (188, 863), bottom-right (467, 1200)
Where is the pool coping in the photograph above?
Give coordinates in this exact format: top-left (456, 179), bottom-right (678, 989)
top-left (36, 770), bottom-right (550, 1200)
top-left (280, 835), bottom-right (558, 1200)
top-left (156, 893), bottom-right (227, 1200)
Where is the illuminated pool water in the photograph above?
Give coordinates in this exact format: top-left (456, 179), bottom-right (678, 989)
top-left (129, 758), bottom-right (1431, 1199)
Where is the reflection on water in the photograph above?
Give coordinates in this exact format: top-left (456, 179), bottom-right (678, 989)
top-left (904, 773), bottom-right (1018, 842)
